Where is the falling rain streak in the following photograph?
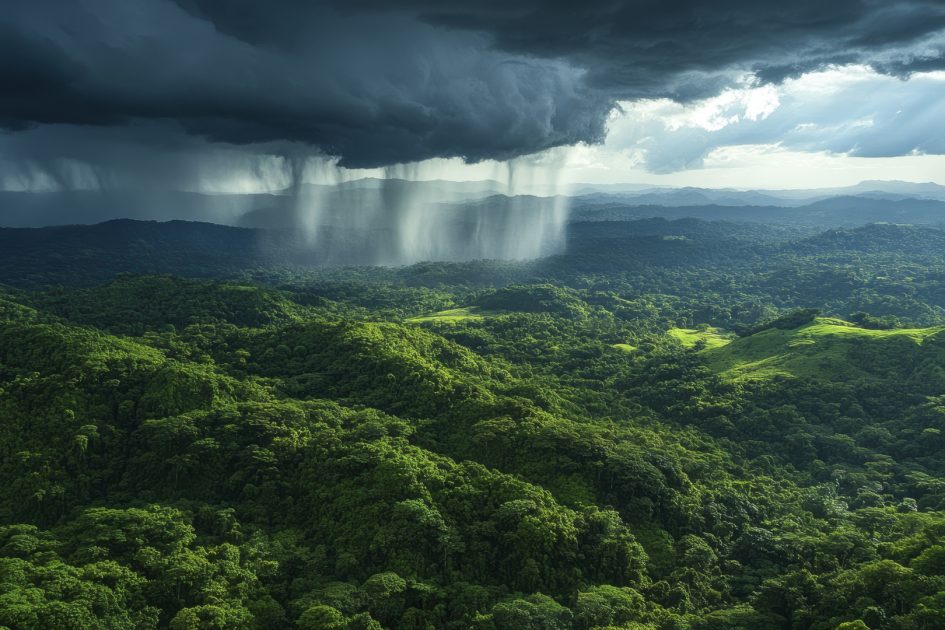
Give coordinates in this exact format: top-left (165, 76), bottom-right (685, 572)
top-left (0, 147), bottom-right (575, 266)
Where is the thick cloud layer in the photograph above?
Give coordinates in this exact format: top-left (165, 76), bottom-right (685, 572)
top-left (2, 0), bottom-right (944, 168)
top-left (2, 0), bottom-right (608, 168)
top-left (401, 0), bottom-right (945, 90)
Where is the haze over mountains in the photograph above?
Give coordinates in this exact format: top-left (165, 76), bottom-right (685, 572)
top-left (5, 179), bottom-right (944, 225)
top-left (573, 179), bottom-right (945, 205)
top-left (2, 178), bottom-right (944, 267)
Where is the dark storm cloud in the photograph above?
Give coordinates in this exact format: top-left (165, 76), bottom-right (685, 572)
top-left (2, 0), bottom-right (944, 167)
top-left (0, 0), bottom-right (609, 168)
top-left (341, 1), bottom-right (945, 91)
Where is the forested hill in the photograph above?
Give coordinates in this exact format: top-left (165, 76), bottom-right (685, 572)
top-left (570, 195), bottom-right (945, 227)
top-left (0, 220), bottom-right (278, 287)
top-left (2, 216), bottom-right (944, 288)
top-left (5, 215), bottom-right (945, 627)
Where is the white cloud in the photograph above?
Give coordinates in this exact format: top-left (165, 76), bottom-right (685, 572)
top-left (561, 143), bottom-right (945, 189)
top-left (598, 65), bottom-right (945, 176)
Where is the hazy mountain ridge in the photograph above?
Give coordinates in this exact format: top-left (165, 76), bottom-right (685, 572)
top-left (3, 179), bottom-right (945, 229)
top-left (571, 195), bottom-right (945, 227)
top-left (573, 179), bottom-right (945, 205)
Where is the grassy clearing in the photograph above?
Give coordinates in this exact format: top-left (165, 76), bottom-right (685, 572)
top-left (667, 327), bottom-right (733, 350)
top-left (612, 343), bottom-right (637, 353)
top-left (405, 307), bottom-right (486, 324)
top-left (704, 317), bottom-right (945, 382)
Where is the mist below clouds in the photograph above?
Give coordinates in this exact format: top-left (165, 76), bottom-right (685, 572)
top-left (0, 177), bottom-right (571, 266)
top-left (0, 124), bottom-right (576, 265)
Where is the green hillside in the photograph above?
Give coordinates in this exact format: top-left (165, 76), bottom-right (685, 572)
top-left (668, 327), bottom-right (732, 350)
top-left (705, 317), bottom-right (945, 384)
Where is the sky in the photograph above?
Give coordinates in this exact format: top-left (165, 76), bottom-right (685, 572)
top-left (2, 0), bottom-right (945, 194)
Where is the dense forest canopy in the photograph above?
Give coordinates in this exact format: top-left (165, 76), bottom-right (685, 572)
top-left (4, 212), bottom-right (945, 629)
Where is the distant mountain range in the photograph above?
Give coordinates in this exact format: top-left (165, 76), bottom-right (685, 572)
top-left (571, 180), bottom-right (945, 207)
top-left (570, 195), bottom-right (945, 228)
top-left (1, 179), bottom-right (944, 229)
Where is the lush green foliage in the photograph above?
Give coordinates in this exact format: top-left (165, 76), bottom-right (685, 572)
top-left (4, 217), bottom-right (945, 628)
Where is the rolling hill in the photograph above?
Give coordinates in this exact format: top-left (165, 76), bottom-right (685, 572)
top-left (704, 317), bottom-right (945, 387)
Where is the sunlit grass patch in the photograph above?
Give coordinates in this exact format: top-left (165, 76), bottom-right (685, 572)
top-left (405, 307), bottom-right (486, 324)
top-left (667, 327), bottom-right (733, 350)
top-left (704, 317), bottom-right (945, 383)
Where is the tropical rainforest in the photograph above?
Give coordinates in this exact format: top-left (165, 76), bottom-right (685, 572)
top-left (4, 215), bottom-right (945, 629)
